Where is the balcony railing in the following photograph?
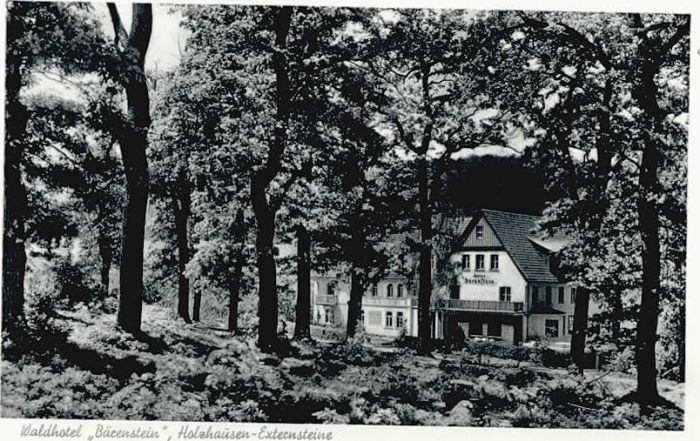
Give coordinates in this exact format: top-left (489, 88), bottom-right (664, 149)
top-left (363, 296), bottom-right (417, 307)
top-left (315, 294), bottom-right (337, 305)
top-left (438, 299), bottom-right (524, 313)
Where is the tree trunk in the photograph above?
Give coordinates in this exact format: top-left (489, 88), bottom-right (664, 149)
top-left (346, 271), bottom-right (365, 339)
top-left (345, 210), bottom-right (366, 339)
top-left (228, 209), bottom-right (245, 333)
top-left (635, 138), bottom-right (661, 404)
top-left (633, 68), bottom-right (662, 404)
top-left (97, 232), bottom-right (112, 298)
top-left (192, 289), bottom-right (201, 322)
top-left (294, 225), bottom-right (311, 339)
top-left (111, 4), bottom-right (153, 334)
top-left (173, 168), bottom-right (191, 323)
top-left (117, 126), bottom-right (149, 333)
top-left (610, 291), bottom-right (622, 343)
top-left (251, 6), bottom-right (292, 353)
top-left (2, 8), bottom-right (28, 336)
top-left (570, 287), bottom-right (590, 372)
top-left (251, 186), bottom-right (278, 350)
top-left (417, 155), bottom-right (433, 354)
top-left (3, 53), bottom-right (28, 334)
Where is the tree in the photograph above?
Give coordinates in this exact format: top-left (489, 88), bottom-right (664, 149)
top-left (481, 10), bottom-right (688, 402)
top-left (107, 3), bottom-right (153, 333)
top-left (629, 13), bottom-right (689, 404)
top-left (360, 9), bottom-right (499, 353)
top-left (250, 6), bottom-right (293, 351)
top-left (21, 87), bottom-right (124, 304)
top-left (4, 1), bottom-right (112, 334)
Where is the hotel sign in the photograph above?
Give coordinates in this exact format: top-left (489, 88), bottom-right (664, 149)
top-left (463, 273), bottom-right (496, 285)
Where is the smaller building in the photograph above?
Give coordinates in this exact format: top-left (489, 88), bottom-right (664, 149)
top-left (311, 273), bottom-right (418, 338)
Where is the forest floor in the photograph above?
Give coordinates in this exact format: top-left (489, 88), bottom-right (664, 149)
top-left (1, 304), bottom-right (684, 429)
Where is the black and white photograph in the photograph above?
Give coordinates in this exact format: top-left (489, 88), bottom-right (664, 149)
top-left (0, 0), bottom-right (695, 435)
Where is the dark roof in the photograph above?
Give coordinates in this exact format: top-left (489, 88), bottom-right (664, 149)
top-left (478, 209), bottom-right (562, 283)
top-left (436, 211), bottom-right (473, 239)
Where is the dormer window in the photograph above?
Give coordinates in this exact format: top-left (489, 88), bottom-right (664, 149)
top-left (475, 225), bottom-right (484, 240)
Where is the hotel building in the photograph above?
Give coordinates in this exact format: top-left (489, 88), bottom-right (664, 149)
top-left (311, 209), bottom-right (590, 345)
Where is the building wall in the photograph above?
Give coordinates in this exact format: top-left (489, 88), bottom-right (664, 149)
top-left (526, 283), bottom-right (579, 342)
top-left (528, 313), bottom-right (568, 342)
top-left (450, 250), bottom-right (528, 304)
top-left (461, 217), bottom-right (502, 248)
top-left (310, 274), bottom-right (417, 338)
top-left (361, 304), bottom-right (416, 337)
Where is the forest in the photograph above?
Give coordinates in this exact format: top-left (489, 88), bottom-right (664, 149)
top-left (1, 1), bottom-right (688, 429)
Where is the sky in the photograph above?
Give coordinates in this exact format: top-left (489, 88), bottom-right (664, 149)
top-left (98, 3), bottom-right (186, 72)
top-left (27, 2), bottom-right (534, 160)
top-left (27, 4), bottom-right (186, 101)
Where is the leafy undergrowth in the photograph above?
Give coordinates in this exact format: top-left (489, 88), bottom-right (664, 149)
top-left (1, 305), bottom-right (684, 429)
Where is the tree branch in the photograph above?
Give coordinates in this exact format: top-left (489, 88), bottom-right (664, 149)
top-left (107, 3), bottom-right (128, 50)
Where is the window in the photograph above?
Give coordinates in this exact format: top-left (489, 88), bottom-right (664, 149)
top-left (545, 287), bottom-right (552, 305)
top-left (568, 315), bottom-right (574, 333)
top-left (531, 286), bottom-right (540, 305)
top-left (545, 319), bottom-right (559, 337)
top-left (371, 285), bottom-right (378, 297)
top-left (397, 284), bottom-right (404, 298)
top-left (558, 287), bottom-right (565, 304)
top-left (475, 254), bottom-right (485, 271)
top-left (385, 311), bottom-right (393, 327)
top-left (570, 287), bottom-right (577, 303)
top-left (487, 321), bottom-right (502, 337)
top-left (326, 282), bottom-right (336, 296)
top-left (369, 311), bottom-right (381, 326)
top-left (396, 312), bottom-right (404, 328)
top-left (470, 320), bottom-right (483, 336)
top-left (450, 284), bottom-right (460, 299)
top-left (490, 254), bottom-right (499, 271)
top-left (325, 307), bottom-right (335, 324)
top-left (476, 225), bottom-right (484, 240)
top-left (462, 254), bottom-right (470, 270)
top-left (387, 283), bottom-right (394, 297)
top-left (361, 309), bottom-right (365, 324)
top-left (499, 286), bottom-right (511, 302)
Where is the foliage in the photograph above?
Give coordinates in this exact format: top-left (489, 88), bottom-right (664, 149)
top-left (1, 304), bottom-right (684, 429)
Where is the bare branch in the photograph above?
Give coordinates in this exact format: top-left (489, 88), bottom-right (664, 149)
top-left (107, 3), bottom-right (128, 50)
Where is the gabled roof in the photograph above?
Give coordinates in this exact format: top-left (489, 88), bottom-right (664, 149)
top-left (467, 209), bottom-right (563, 283)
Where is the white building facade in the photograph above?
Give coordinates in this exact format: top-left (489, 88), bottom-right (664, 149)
top-left (311, 274), bottom-right (418, 338)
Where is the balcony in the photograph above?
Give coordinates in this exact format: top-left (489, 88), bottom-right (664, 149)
top-left (363, 296), bottom-right (417, 307)
top-left (315, 294), bottom-right (337, 305)
top-left (438, 299), bottom-right (524, 313)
